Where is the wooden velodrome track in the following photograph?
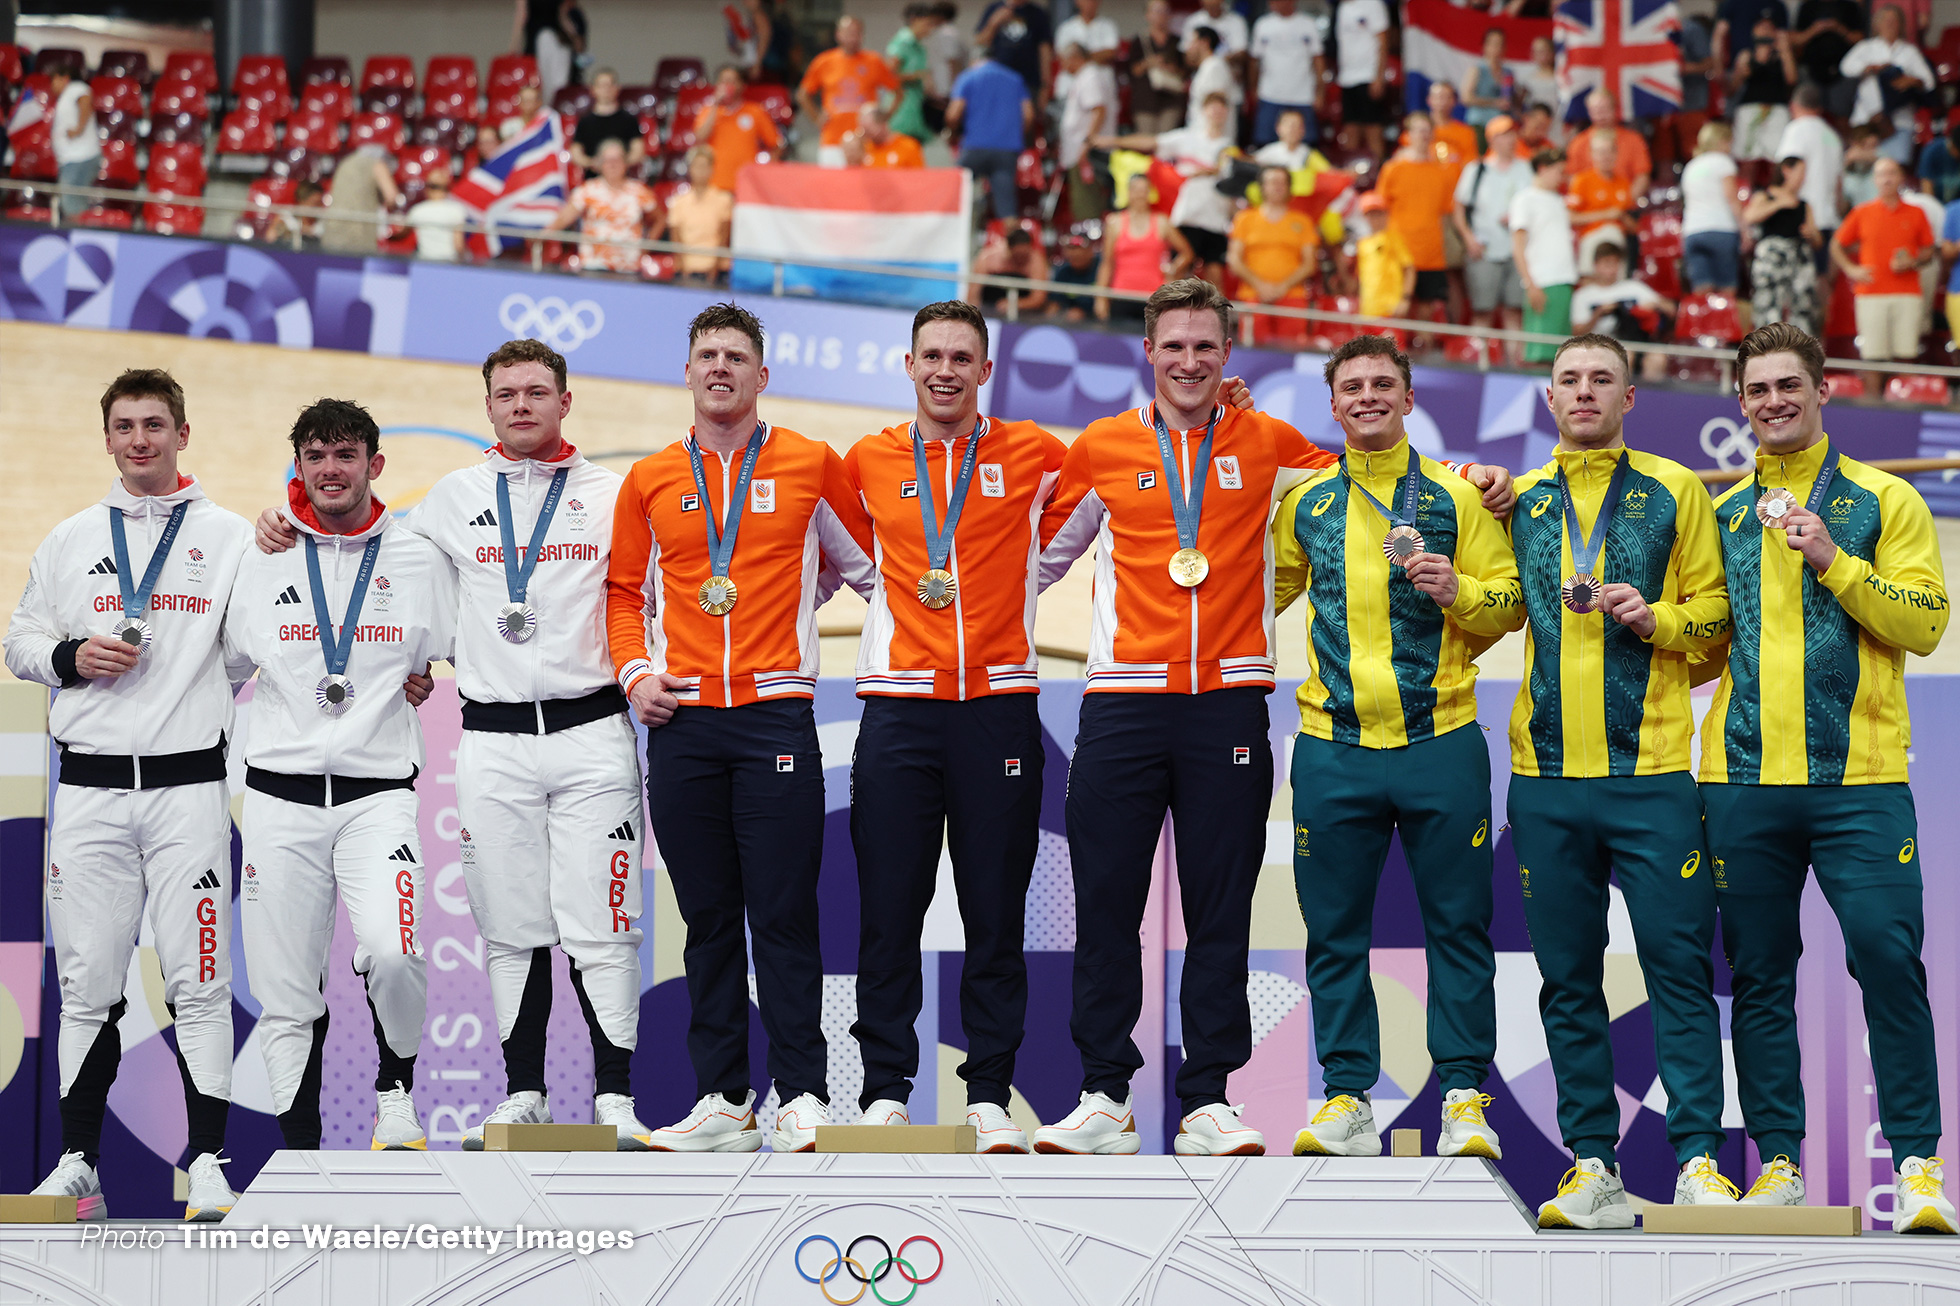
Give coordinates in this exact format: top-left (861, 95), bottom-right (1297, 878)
top-left (6, 318), bottom-right (1959, 678)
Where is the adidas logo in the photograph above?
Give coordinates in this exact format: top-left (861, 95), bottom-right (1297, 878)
top-left (387, 844), bottom-right (416, 863)
top-left (87, 557), bottom-right (118, 576)
top-left (607, 821), bottom-right (636, 842)
top-left (193, 869), bottom-right (221, 891)
top-left (470, 509), bottom-right (498, 527)
top-left (274, 585), bottom-right (302, 605)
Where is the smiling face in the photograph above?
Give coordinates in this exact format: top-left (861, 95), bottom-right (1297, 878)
top-left (296, 439), bottom-right (382, 521)
top-left (1740, 351), bottom-right (1828, 454)
top-left (686, 326), bottom-right (768, 425)
top-left (597, 138), bottom-right (628, 184)
top-left (1546, 345), bottom-right (1634, 448)
top-left (1144, 305), bottom-right (1231, 418)
top-left (908, 319), bottom-right (992, 430)
top-left (487, 360), bottom-right (571, 457)
top-left (1277, 109), bottom-right (1306, 147)
top-left (104, 397), bottom-right (188, 494)
top-left (1328, 354), bottom-right (1414, 447)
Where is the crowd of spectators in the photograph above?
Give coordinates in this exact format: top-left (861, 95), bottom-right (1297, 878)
top-left (7, 0), bottom-right (1960, 392)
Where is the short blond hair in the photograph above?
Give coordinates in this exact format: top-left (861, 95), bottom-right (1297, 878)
top-left (1695, 120), bottom-right (1733, 155)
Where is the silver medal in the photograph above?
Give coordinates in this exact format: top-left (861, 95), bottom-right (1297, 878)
top-left (316, 673), bottom-right (355, 717)
top-left (113, 616), bottom-right (154, 656)
top-left (497, 601), bottom-right (538, 644)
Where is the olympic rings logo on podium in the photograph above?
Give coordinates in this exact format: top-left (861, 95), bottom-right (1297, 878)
top-left (794, 1234), bottom-right (944, 1304)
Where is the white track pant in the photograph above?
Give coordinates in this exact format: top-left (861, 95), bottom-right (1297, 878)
top-left (241, 787), bottom-right (427, 1116)
top-left (46, 781), bottom-right (233, 1100)
top-left (457, 712), bottom-right (644, 1052)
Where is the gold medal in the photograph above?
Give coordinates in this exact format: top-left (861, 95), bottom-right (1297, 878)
top-left (1168, 547), bottom-right (1209, 588)
top-left (698, 576), bottom-right (738, 615)
top-left (917, 568), bottom-right (957, 608)
top-left (1382, 525), bottom-right (1426, 567)
top-left (1755, 487), bottom-right (1797, 526)
top-left (1562, 574), bottom-right (1603, 614)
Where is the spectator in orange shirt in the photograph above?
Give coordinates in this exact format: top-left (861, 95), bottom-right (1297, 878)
top-left (1427, 81), bottom-right (1478, 170)
top-left (696, 64), bottom-right (782, 193)
top-left (846, 102), bottom-right (927, 167)
top-left (1377, 112), bottom-right (1456, 316)
top-left (667, 147), bottom-right (735, 283)
top-left (800, 15), bottom-right (902, 166)
top-left (1831, 156), bottom-right (1937, 381)
top-left (1568, 90), bottom-right (1652, 198)
top-left (1228, 163), bottom-right (1320, 341)
top-left (1567, 130), bottom-right (1635, 272)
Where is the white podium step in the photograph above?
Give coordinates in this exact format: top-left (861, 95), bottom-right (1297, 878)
top-left (5, 1152), bottom-right (1959, 1305)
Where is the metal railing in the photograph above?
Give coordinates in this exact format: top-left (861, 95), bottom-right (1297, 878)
top-left (7, 175), bottom-right (1960, 389)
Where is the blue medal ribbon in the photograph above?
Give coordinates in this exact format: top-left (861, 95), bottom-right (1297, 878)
top-left (1341, 444), bottom-right (1423, 532)
top-left (1755, 442), bottom-right (1841, 515)
top-left (1149, 405), bottom-right (1218, 551)
top-left (304, 534), bottom-right (384, 678)
top-left (107, 501), bottom-right (188, 623)
top-left (495, 467), bottom-right (568, 604)
top-left (687, 423), bottom-right (766, 579)
top-left (912, 419), bottom-right (986, 572)
top-left (1557, 455), bottom-right (1630, 579)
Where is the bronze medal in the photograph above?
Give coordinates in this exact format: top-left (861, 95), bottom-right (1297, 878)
top-left (1382, 525), bottom-right (1426, 567)
top-left (1561, 574), bottom-right (1603, 614)
top-left (1755, 487), bottom-right (1797, 527)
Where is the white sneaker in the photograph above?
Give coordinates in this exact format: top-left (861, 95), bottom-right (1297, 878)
top-left (967, 1102), bottom-right (1030, 1154)
top-left (772, 1092), bottom-right (829, 1153)
top-left (856, 1099), bottom-right (909, 1127)
top-left (1674, 1154), bottom-right (1740, 1205)
top-left (183, 1152), bottom-right (234, 1222)
top-left (1538, 1157), bottom-right (1635, 1229)
top-left (648, 1090), bottom-right (763, 1153)
top-left (1174, 1103), bottom-right (1266, 1156)
top-left (594, 1093), bottom-right (653, 1152)
top-left (1896, 1157), bottom-right (1958, 1234)
top-left (1438, 1089), bottom-right (1503, 1159)
top-left (1292, 1094), bottom-right (1381, 1157)
top-left (1739, 1155), bottom-right (1805, 1205)
top-left (31, 1150), bottom-right (105, 1221)
top-left (371, 1082), bottom-right (427, 1151)
top-left (461, 1090), bottom-right (553, 1151)
top-left (1032, 1091), bottom-right (1141, 1155)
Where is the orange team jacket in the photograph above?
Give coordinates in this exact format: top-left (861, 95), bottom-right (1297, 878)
top-left (607, 423), bottom-right (876, 707)
top-left (846, 417), bottom-right (1069, 700)
top-left (1037, 403), bottom-right (1339, 694)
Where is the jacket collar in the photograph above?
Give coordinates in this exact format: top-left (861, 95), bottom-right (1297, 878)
top-left (1754, 432), bottom-right (1833, 491)
top-left (101, 474), bottom-right (201, 515)
top-left (282, 476), bottom-right (389, 541)
top-left (486, 440), bottom-right (583, 476)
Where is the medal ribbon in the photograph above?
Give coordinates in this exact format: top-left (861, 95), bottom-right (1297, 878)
top-left (304, 534), bottom-right (384, 678)
top-left (686, 423), bottom-right (766, 580)
top-left (1754, 442), bottom-right (1841, 516)
top-left (1341, 444), bottom-right (1423, 532)
top-left (1149, 405), bottom-right (1219, 552)
top-left (107, 501), bottom-right (189, 622)
top-left (912, 418), bottom-right (986, 572)
top-left (495, 467), bottom-right (568, 605)
top-left (1556, 455), bottom-right (1630, 579)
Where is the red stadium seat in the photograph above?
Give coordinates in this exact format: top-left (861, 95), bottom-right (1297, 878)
top-left (654, 56), bottom-right (706, 93)
top-left (639, 250), bottom-right (677, 281)
top-left (1931, 27), bottom-right (1960, 83)
top-left (152, 79), bottom-right (210, 120)
top-left (1641, 254), bottom-right (1681, 300)
top-left (96, 49), bottom-right (149, 83)
top-left (7, 124), bottom-right (56, 182)
top-left (360, 85), bottom-right (410, 118)
top-left (1442, 333), bottom-right (1496, 366)
top-left (1885, 374), bottom-right (1950, 404)
top-left (488, 53), bottom-right (535, 94)
top-left (233, 53), bottom-right (289, 97)
top-left (424, 55), bottom-right (477, 95)
top-left (90, 75), bottom-right (144, 118)
top-left (285, 108), bottom-right (345, 153)
top-left (743, 83), bottom-right (794, 129)
top-left (619, 84), bottom-right (661, 121)
top-left (413, 114), bottom-right (469, 153)
top-left (360, 55), bottom-right (416, 93)
top-left (0, 42), bottom-right (28, 84)
top-left (300, 55), bottom-right (353, 87)
top-left (99, 135), bottom-right (142, 187)
top-left (349, 111), bottom-right (406, 153)
top-left (161, 50), bottom-right (218, 93)
top-left (395, 142), bottom-right (449, 186)
top-left (75, 203), bottom-right (134, 228)
top-left (270, 145), bottom-right (335, 184)
top-left (1674, 293), bottom-right (1744, 347)
top-left (33, 46), bottom-right (86, 76)
top-left (147, 139), bottom-right (207, 190)
top-left (300, 79), bottom-right (353, 120)
top-left (218, 107), bottom-right (277, 155)
top-left (552, 84), bottom-right (592, 119)
top-left (425, 83), bottom-right (477, 122)
top-left (671, 83), bottom-right (714, 124)
top-left (1823, 370), bottom-right (1867, 399)
top-left (1309, 295), bottom-right (1364, 351)
top-left (148, 112), bottom-right (207, 144)
top-left (239, 85), bottom-right (292, 122)
top-left (236, 173), bottom-right (299, 237)
top-left (143, 201), bottom-right (205, 234)
top-left (1638, 206), bottom-right (1683, 260)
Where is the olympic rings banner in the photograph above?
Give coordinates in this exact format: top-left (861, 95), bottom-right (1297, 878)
top-left (794, 1232), bottom-right (944, 1305)
top-left (5, 676), bottom-right (1958, 1229)
top-left (4, 223), bottom-right (1959, 515)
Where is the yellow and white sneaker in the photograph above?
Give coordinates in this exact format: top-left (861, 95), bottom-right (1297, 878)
top-left (772, 1093), bottom-right (829, 1153)
top-left (967, 1102), bottom-right (1031, 1154)
top-left (857, 1099), bottom-right (910, 1127)
top-left (1739, 1156), bottom-right (1805, 1205)
top-left (1174, 1103), bottom-right (1266, 1156)
top-left (183, 1152), bottom-right (234, 1222)
top-left (1896, 1157), bottom-right (1958, 1234)
top-left (648, 1090), bottom-right (762, 1152)
top-left (1032, 1091), bottom-right (1141, 1155)
top-left (1439, 1090), bottom-right (1502, 1159)
top-left (1538, 1157), bottom-right (1634, 1229)
top-left (371, 1082), bottom-right (427, 1150)
top-left (1292, 1094), bottom-right (1381, 1157)
top-left (1674, 1154), bottom-right (1740, 1205)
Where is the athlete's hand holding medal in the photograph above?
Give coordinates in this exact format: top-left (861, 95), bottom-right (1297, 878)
top-left (1776, 502), bottom-right (1839, 573)
top-left (74, 634), bottom-right (142, 680)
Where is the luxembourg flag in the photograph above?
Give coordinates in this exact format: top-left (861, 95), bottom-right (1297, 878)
top-left (1403, 0), bottom-right (1552, 116)
top-left (731, 163), bottom-right (972, 309)
top-left (452, 112), bottom-right (570, 254)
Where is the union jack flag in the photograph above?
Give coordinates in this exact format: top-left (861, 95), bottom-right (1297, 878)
top-left (1555, 0), bottom-right (1682, 120)
top-left (452, 112), bottom-right (570, 254)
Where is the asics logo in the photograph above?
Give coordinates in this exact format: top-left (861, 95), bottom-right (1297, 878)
top-left (1681, 850), bottom-right (1701, 878)
top-left (1900, 838), bottom-right (1915, 864)
top-left (1700, 417), bottom-right (1757, 471)
top-left (794, 1234), bottom-right (943, 1304)
top-left (1472, 819), bottom-right (1488, 848)
top-left (1728, 502), bottom-right (1751, 533)
top-left (1530, 493), bottom-right (1555, 519)
top-left (1310, 489), bottom-right (1338, 517)
top-left (498, 294), bottom-right (606, 352)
